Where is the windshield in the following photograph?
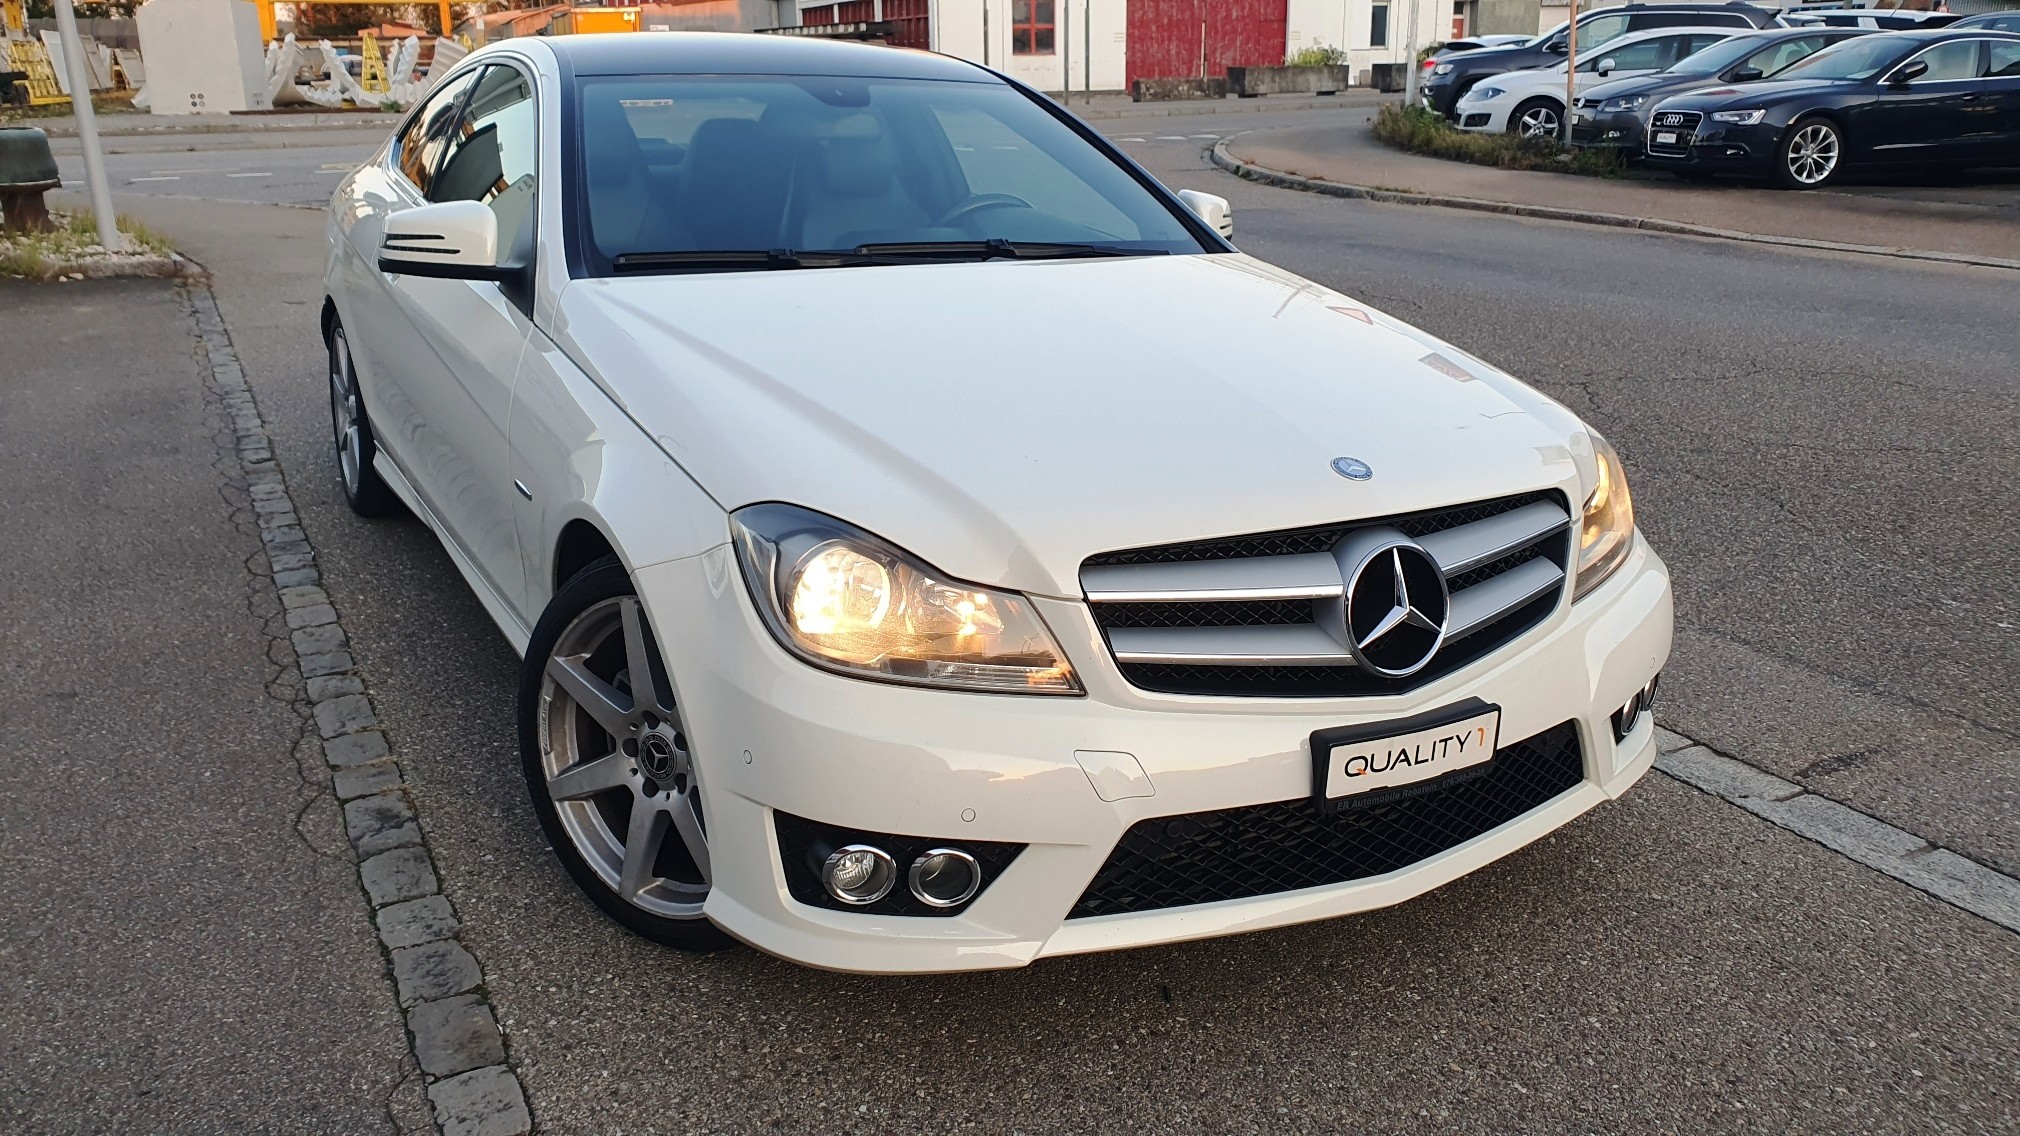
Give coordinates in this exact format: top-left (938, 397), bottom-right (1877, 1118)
top-left (1665, 34), bottom-right (1770, 76)
top-left (574, 75), bottom-right (1205, 271)
top-left (1772, 35), bottom-right (1909, 80)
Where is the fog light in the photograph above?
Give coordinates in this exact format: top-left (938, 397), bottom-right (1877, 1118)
top-left (822, 844), bottom-right (896, 905)
top-left (1612, 675), bottom-right (1660, 741)
top-left (908, 848), bottom-right (982, 908)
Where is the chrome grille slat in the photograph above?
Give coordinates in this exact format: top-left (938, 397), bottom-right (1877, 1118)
top-left (1446, 556), bottom-right (1565, 642)
top-left (1109, 624), bottom-right (1352, 666)
top-left (1416, 500), bottom-right (1568, 576)
top-left (1081, 552), bottom-right (1342, 602)
top-left (1081, 491), bottom-right (1573, 697)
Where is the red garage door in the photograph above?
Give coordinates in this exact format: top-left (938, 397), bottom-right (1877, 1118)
top-left (1127, 0), bottom-right (1289, 86)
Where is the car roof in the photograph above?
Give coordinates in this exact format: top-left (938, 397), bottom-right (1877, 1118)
top-left (536, 31), bottom-right (991, 82)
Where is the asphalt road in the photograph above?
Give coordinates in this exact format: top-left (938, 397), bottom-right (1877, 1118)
top-left (11, 107), bottom-right (2018, 1133)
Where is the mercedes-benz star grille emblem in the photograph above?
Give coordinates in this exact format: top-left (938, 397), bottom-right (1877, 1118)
top-left (1340, 539), bottom-right (1450, 678)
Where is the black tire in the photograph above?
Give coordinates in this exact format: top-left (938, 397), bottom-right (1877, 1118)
top-left (1773, 115), bottom-right (1844, 190)
top-left (326, 319), bottom-right (399, 517)
top-left (1508, 97), bottom-right (1564, 140)
top-left (519, 557), bottom-right (734, 952)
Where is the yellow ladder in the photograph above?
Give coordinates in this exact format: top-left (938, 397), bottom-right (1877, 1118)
top-left (6, 38), bottom-right (67, 107)
top-left (358, 32), bottom-right (387, 94)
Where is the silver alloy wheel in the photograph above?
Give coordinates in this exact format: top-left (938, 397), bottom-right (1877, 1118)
top-left (538, 595), bottom-right (710, 919)
top-left (1786, 122), bottom-right (1839, 185)
top-left (1516, 105), bottom-right (1560, 138)
top-left (328, 327), bottom-right (363, 494)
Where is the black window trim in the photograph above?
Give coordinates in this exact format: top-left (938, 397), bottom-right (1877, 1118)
top-left (426, 57), bottom-right (541, 206)
top-left (385, 62), bottom-right (485, 199)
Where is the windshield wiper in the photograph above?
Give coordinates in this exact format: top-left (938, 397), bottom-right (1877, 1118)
top-left (611, 240), bottom-right (1169, 273)
top-left (851, 239), bottom-right (1170, 261)
top-left (610, 248), bottom-right (906, 272)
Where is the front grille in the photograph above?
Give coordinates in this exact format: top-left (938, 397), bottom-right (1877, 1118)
top-left (1084, 491), bottom-right (1571, 698)
top-left (1462, 112), bottom-right (1491, 128)
top-left (1645, 110), bottom-right (1701, 157)
top-left (1067, 721), bottom-right (1585, 918)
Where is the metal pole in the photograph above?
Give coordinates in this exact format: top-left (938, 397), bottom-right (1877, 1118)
top-left (52, 0), bottom-right (120, 250)
top-left (1403, 0), bottom-right (1422, 107)
top-left (982, 1), bottom-right (989, 67)
top-left (1061, 0), bottom-right (1071, 100)
top-left (1564, 0), bottom-right (1579, 142)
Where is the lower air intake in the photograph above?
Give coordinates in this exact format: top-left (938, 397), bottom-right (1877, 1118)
top-left (1067, 721), bottom-right (1584, 919)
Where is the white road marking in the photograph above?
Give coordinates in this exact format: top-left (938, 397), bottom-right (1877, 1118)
top-left (1155, 135), bottom-right (1187, 141)
top-left (129, 175), bottom-right (180, 182)
top-left (1113, 136), bottom-right (1146, 142)
top-left (148, 167), bottom-right (221, 175)
top-left (226, 172), bottom-right (273, 178)
top-left (1655, 726), bottom-right (2020, 933)
top-left (319, 163), bottom-right (356, 171)
top-left (1190, 134), bottom-right (1220, 139)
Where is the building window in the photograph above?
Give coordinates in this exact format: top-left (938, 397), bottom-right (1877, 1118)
top-left (1013, 0), bottom-right (1055, 55)
top-left (1370, 3), bottom-right (1389, 49)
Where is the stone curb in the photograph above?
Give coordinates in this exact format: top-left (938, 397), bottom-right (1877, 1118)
top-left (1651, 726), bottom-right (2020, 935)
top-left (185, 281), bottom-right (533, 1135)
top-left (1210, 135), bottom-right (2020, 274)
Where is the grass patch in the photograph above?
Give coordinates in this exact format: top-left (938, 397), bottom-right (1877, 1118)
top-left (0, 92), bottom-right (138, 124)
top-left (1372, 103), bottom-right (1627, 178)
top-left (0, 210), bottom-right (178, 279)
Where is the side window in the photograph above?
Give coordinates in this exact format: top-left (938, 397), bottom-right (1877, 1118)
top-left (429, 64), bottom-right (539, 251)
top-left (1989, 40), bottom-right (2020, 78)
top-left (1907, 39), bottom-right (1982, 82)
top-left (1578, 13), bottom-right (1631, 47)
top-left (1586, 37), bottom-right (1671, 72)
top-left (1749, 36), bottom-right (1827, 76)
top-left (393, 67), bottom-right (481, 196)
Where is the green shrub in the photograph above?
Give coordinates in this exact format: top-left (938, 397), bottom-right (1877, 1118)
top-left (1370, 103), bottom-right (1627, 178)
top-left (1284, 43), bottom-right (1349, 67)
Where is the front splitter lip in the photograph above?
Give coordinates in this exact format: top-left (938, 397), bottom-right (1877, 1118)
top-left (632, 538), bottom-right (1672, 973)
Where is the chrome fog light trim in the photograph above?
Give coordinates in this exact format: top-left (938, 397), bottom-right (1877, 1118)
top-left (908, 848), bottom-right (982, 908)
top-left (822, 844), bottom-right (897, 906)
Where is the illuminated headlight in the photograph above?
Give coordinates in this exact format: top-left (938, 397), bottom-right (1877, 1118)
top-left (1433, 62), bottom-right (1454, 75)
top-left (1468, 86), bottom-right (1506, 101)
top-left (1600, 93), bottom-right (1648, 112)
top-left (1710, 108), bottom-right (1765, 125)
top-left (731, 503), bottom-right (1080, 694)
top-left (1573, 432), bottom-right (1636, 602)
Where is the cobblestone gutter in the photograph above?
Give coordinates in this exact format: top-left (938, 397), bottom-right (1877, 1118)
top-left (187, 281), bottom-right (534, 1136)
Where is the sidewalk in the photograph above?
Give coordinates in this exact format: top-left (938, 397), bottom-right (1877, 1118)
top-left (0, 279), bottom-right (428, 1130)
top-left (1221, 116), bottom-right (2020, 267)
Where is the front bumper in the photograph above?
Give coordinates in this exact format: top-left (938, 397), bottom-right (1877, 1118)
top-left (1571, 108), bottom-right (1645, 150)
top-left (1642, 121), bottom-right (1779, 174)
top-left (637, 537), bottom-right (1673, 973)
top-left (1453, 99), bottom-right (1509, 133)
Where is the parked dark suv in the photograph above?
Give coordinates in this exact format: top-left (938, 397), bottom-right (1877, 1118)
top-left (1422, 1), bottom-right (1783, 117)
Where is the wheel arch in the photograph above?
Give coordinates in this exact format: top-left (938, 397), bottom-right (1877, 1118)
top-left (553, 517), bottom-right (622, 593)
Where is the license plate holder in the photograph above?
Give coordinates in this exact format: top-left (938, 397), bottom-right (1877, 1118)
top-left (1654, 130), bottom-right (1679, 146)
top-left (1310, 699), bottom-right (1502, 816)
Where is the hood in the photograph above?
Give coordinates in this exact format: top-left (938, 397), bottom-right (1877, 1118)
top-left (550, 254), bottom-right (1586, 597)
top-left (1660, 76), bottom-right (1855, 109)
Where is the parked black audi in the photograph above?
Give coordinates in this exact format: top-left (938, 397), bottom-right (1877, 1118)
top-left (1571, 27), bottom-right (1868, 150)
top-left (1642, 29), bottom-right (2020, 188)
top-left (1421, 0), bottom-right (1780, 117)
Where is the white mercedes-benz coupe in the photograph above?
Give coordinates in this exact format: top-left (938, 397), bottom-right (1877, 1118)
top-left (322, 33), bottom-right (1671, 973)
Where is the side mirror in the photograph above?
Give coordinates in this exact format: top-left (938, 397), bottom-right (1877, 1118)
top-left (1730, 66), bottom-right (1765, 82)
top-left (1545, 39), bottom-right (1569, 55)
top-left (377, 200), bottom-right (505, 279)
top-left (1596, 57), bottom-right (1618, 76)
top-left (1176, 189), bottom-right (1234, 240)
top-left (1887, 59), bottom-right (1928, 86)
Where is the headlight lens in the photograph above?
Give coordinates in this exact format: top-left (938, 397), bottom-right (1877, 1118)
top-left (1600, 93), bottom-right (1648, 112)
top-left (1470, 86), bottom-right (1505, 101)
top-left (730, 503), bottom-right (1079, 695)
top-left (1573, 433), bottom-right (1636, 602)
top-left (1710, 108), bottom-right (1765, 125)
top-left (1433, 62), bottom-right (1454, 75)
